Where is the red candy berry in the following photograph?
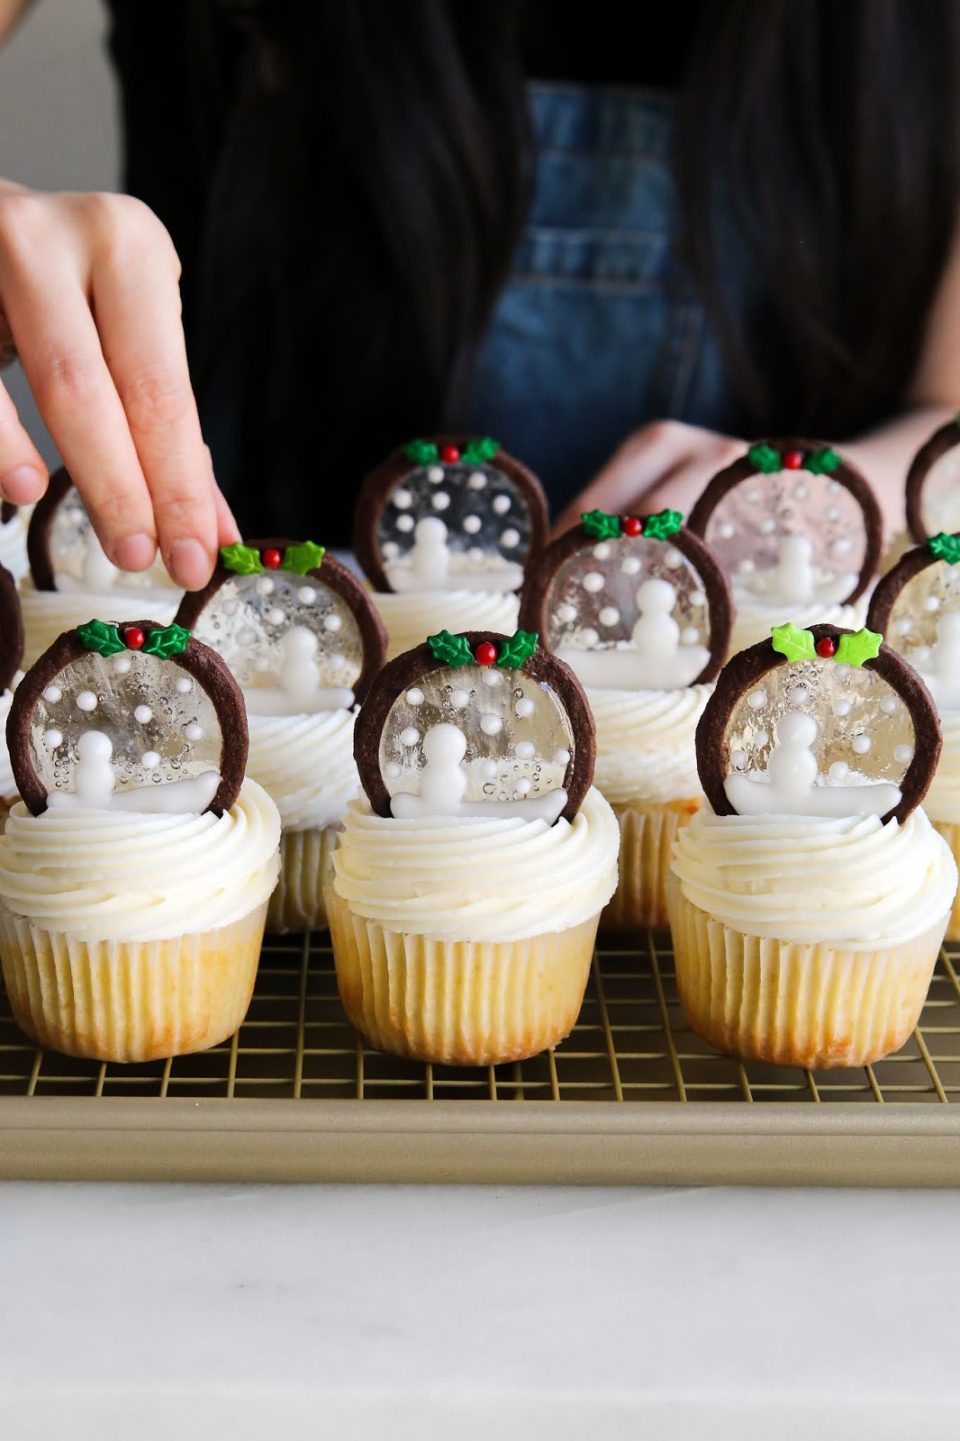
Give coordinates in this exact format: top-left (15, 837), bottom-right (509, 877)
top-left (474, 641), bottom-right (497, 667)
top-left (815, 635), bottom-right (837, 658)
top-left (123, 626), bottom-right (146, 650)
top-left (262, 548), bottom-right (283, 569)
top-left (440, 444), bottom-right (461, 464)
top-left (622, 515), bottom-right (643, 536)
top-left (783, 450), bottom-right (805, 470)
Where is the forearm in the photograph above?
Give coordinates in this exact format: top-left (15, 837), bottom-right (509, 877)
top-left (844, 405), bottom-right (955, 541)
top-left (0, 0), bottom-right (33, 44)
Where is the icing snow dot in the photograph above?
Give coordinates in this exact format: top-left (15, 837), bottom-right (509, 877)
top-left (621, 557), bottom-right (642, 576)
top-left (924, 595), bottom-right (941, 612)
top-left (690, 591), bottom-right (706, 608)
top-left (481, 759), bottom-right (498, 778)
top-left (880, 697), bottom-right (898, 714)
top-left (400, 727), bottom-right (420, 747)
top-left (893, 617), bottom-right (913, 635)
top-left (462, 515), bottom-right (482, 534)
top-left (393, 488), bottom-right (412, 509)
top-left (385, 761), bottom-right (402, 778)
top-left (599, 607), bottom-right (620, 627)
top-left (760, 518), bottom-right (777, 535)
top-left (731, 749), bottom-right (747, 769)
top-left (580, 627), bottom-right (599, 647)
top-left (515, 740), bottom-right (535, 759)
top-left (851, 734), bottom-right (871, 755)
top-left (515, 779), bottom-right (532, 797)
top-left (468, 471), bottom-right (487, 490)
top-left (451, 690), bottom-right (469, 708)
top-left (501, 528), bottom-right (520, 548)
top-left (77, 691), bottom-right (98, 713)
top-left (718, 522), bottom-right (736, 540)
top-left (593, 543), bottom-right (611, 560)
top-left (492, 495), bottom-right (511, 515)
top-left (427, 466), bottom-right (444, 484)
top-left (829, 761), bottom-right (849, 781)
top-left (833, 698), bottom-right (852, 717)
top-left (176, 677), bottom-right (193, 694)
top-left (329, 653), bottom-right (346, 672)
top-left (396, 515), bottom-right (414, 533)
top-left (557, 604), bottom-right (578, 624)
top-left (185, 723), bottom-right (204, 741)
top-left (792, 685), bottom-right (810, 705)
top-left (582, 572), bottom-right (604, 593)
top-left (481, 669), bottom-right (502, 687)
top-left (382, 541), bottom-right (400, 559)
top-left (431, 491), bottom-right (451, 511)
top-left (142, 751), bottom-right (160, 770)
top-left (43, 729), bottom-right (62, 749)
top-left (134, 705), bottom-right (152, 724)
top-left (747, 690), bottom-right (767, 709)
top-left (266, 607), bottom-right (285, 626)
top-left (515, 698), bottom-right (535, 718)
top-left (895, 745), bottom-right (914, 763)
top-left (256, 576), bottom-right (275, 596)
top-left (406, 688), bottom-right (424, 706)
top-left (298, 586), bottom-right (317, 604)
top-left (43, 685), bottom-right (62, 704)
top-left (113, 655), bottom-right (132, 675)
top-left (664, 548), bottom-right (683, 569)
top-left (324, 613), bottom-right (342, 632)
top-left (480, 713), bottom-right (503, 736)
top-left (554, 748), bottom-right (571, 765)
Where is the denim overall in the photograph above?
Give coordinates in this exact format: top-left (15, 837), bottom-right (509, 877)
top-left (468, 83), bottom-right (736, 515)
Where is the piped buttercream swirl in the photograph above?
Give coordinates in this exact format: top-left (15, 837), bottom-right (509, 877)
top-left (246, 708), bottom-right (359, 830)
top-left (922, 713), bottom-right (960, 825)
top-left (371, 588), bottom-right (519, 660)
top-left (588, 685), bottom-right (710, 805)
top-left (19, 578), bottom-right (179, 666)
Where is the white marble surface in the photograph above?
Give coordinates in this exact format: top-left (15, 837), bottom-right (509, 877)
top-left (0, 1182), bottom-right (955, 1438)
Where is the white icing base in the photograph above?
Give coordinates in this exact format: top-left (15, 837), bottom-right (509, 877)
top-left (244, 686), bottom-right (355, 715)
top-left (558, 643), bottom-right (709, 691)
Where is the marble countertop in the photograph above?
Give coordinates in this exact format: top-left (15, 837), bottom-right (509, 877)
top-left (0, 1182), bottom-right (955, 1439)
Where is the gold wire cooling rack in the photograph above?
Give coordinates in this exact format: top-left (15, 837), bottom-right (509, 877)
top-left (2, 929), bottom-right (960, 1185)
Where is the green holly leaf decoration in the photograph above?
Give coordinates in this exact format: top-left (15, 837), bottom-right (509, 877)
top-left (770, 622), bottom-right (817, 663)
top-left (426, 629), bottom-right (474, 667)
top-left (642, 508), bottom-right (683, 540)
top-left (283, 541), bottom-right (326, 576)
top-left (461, 436), bottom-right (500, 467)
top-left (581, 509), bottom-right (622, 541)
top-left (142, 623), bottom-right (191, 660)
top-left (221, 542), bottom-right (263, 576)
top-left (928, 532), bottom-right (960, 565)
top-left (496, 629), bottom-right (539, 670)
top-left (77, 618), bottom-right (125, 658)
top-left (805, 447), bottom-right (842, 475)
top-left (403, 438), bottom-right (439, 466)
top-left (835, 628), bottom-right (882, 667)
top-left (748, 443), bottom-right (782, 474)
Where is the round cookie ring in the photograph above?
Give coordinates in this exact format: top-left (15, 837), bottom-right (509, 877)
top-left (175, 538), bottom-right (387, 705)
top-left (8, 620), bottom-right (248, 817)
top-left (519, 517), bottom-right (732, 684)
top-left (905, 419), bottom-right (960, 544)
top-left (866, 539), bottom-right (956, 638)
top-left (25, 466), bottom-right (73, 592)
top-left (354, 436), bottom-right (549, 592)
top-left (353, 631), bottom-right (595, 823)
top-left (695, 624), bottom-right (941, 826)
top-left (686, 438), bottom-right (883, 607)
top-left (0, 559), bottom-right (24, 694)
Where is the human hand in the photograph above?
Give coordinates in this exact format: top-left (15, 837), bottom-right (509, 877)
top-left (554, 421), bottom-right (746, 536)
top-left (0, 182), bottom-right (238, 588)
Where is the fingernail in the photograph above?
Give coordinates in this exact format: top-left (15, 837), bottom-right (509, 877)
top-left (168, 536), bottom-right (212, 590)
top-left (114, 533), bottom-right (156, 572)
top-left (0, 465), bottom-right (44, 503)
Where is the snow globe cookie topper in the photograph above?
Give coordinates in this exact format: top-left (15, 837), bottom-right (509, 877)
top-left (695, 623), bottom-right (940, 827)
top-left (0, 559), bottom-right (24, 696)
top-left (7, 619), bottom-right (247, 817)
top-left (354, 435), bottom-right (549, 594)
top-left (518, 508), bottom-right (732, 690)
top-left (353, 628), bottom-right (594, 826)
top-left (27, 467), bottom-right (172, 593)
top-left (904, 414), bottom-right (960, 543)
top-left (867, 532), bottom-right (960, 713)
top-left (687, 439), bottom-right (882, 611)
top-left (175, 539), bottom-right (387, 714)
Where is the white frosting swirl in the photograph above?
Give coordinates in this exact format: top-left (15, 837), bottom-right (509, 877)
top-left (922, 713), bottom-right (960, 824)
top-left (729, 595), bottom-right (868, 656)
top-left (671, 806), bottom-right (957, 948)
top-left (247, 708), bottom-right (359, 830)
top-left (19, 579), bottom-right (179, 666)
top-left (0, 685), bottom-right (16, 799)
top-left (588, 685), bottom-right (710, 804)
top-left (0, 778), bottom-right (280, 940)
top-left (331, 786), bottom-right (619, 941)
top-left (0, 515), bottom-right (28, 582)
top-left (371, 588), bottom-right (519, 660)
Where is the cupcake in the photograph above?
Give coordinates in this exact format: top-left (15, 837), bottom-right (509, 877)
top-left (176, 538), bottom-right (387, 931)
top-left (520, 507), bottom-right (732, 928)
top-left (325, 627), bottom-right (619, 1064)
top-left (904, 414), bottom-right (960, 543)
top-left (21, 468), bottom-right (179, 665)
top-left (0, 617), bottom-right (280, 1061)
top-left (0, 502), bottom-right (29, 583)
top-left (354, 436), bottom-right (548, 659)
top-left (667, 621), bottom-right (957, 1069)
top-left (687, 439), bottom-right (881, 653)
top-left (868, 531), bottom-right (960, 939)
top-left (0, 561), bottom-right (25, 818)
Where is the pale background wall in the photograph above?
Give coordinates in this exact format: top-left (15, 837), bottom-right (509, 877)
top-left (0, 0), bottom-right (120, 465)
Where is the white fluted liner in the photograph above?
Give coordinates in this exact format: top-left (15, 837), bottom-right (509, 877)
top-left (267, 825), bottom-right (338, 933)
top-left (603, 800), bottom-right (699, 930)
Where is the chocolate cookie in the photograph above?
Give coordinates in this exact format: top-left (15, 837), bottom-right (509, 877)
top-left (904, 417), bottom-right (960, 543)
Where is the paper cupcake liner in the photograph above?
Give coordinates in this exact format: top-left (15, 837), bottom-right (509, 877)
top-left (601, 798), bottom-right (700, 931)
top-left (0, 902), bottom-right (268, 1062)
top-left (266, 824), bottom-right (338, 933)
top-left (666, 872), bottom-right (946, 1069)
top-left (325, 885), bottom-right (598, 1065)
top-left (930, 819), bottom-right (960, 942)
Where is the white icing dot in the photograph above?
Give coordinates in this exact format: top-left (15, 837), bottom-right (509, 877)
top-left (501, 528), bottom-right (520, 549)
top-left (924, 595), bottom-right (941, 612)
top-left (731, 749), bottom-right (747, 769)
top-left (515, 698), bottom-right (535, 718)
top-left (134, 705), bottom-right (152, 724)
top-left (266, 607), bottom-right (285, 626)
top-left (256, 576), bottom-right (275, 596)
top-left (382, 541), bottom-right (400, 560)
top-left (255, 657), bottom-right (271, 673)
top-left (895, 745), bottom-right (914, 764)
top-left (793, 483), bottom-right (808, 501)
top-left (737, 558), bottom-right (756, 575)
top-left (554, 748), bottom-right (571, 765)
top-left (298, 586), bottom-right (317, 604)
top-left (690, 591), bottom-right (706, 608)
top-left (396, 515), bottom-right (414, 533)
top-left (760, 518), bottom-right (777, 535)
top-left (468, 471), bottom-right (487, 490)
top-left (392, 488), bottom-right (412, 509)
top-left (481, 759), bottom-right (498, 778)
top-left (834, 664), bottom-right (851, 679)
top-left (580, 627), bottom-right (599, 647)
top-left (43, 685), bottom-right (62, 704)
top-left (832, 538), bottom-right (853, 557)
top-left (718, 522), bottom-right (736, 540)
top-left (76, 691), bottom-right (98, 713)
top-left (621, 556), bottom-right (642, 576)
top-left (556, 603), bottom-right (578, 624)
top-left (462, 515), bottom-right (482, 534)
top-left (238, 627), bottom-right (257, 646)
top-left (851, 733), bottom-right (871, 755)
top-left (833, 698), bottom-right (852, 717)
top-left (893, 617), bottom-right (913, 636)
top-left (43, 728), bottom-right (62, 750)
top-left (451, 690), bottom-right (469, 709)
top-left (593, 543), bottom-right (612, 560)
top-left (748, 690), bottom-right (767, 710)
top-left (515, 779), bottom-right (532, 797)
top-left (432, 491), bottom-right (451, 512)
top-left (406, 688), bottom-right (424, 706)
top-left (185, 722), bottom-right (204, 742)
top-left (176, 677), bottom-right (193, 694)
top-left (329, 653), bottom-right (346, 672)
top-left (223, 601), bottom-right (239, 618)
top-left (880, 697), bottom-right (898, 714)
top-left (427, 466), bottom-right (444, 484)
top-left (681, 627), bottom-right (700, 645)
top-left (792, 686), bottom-right (810, 705)
top-left (142, 751), bottom-right (160, 770)
top-left (492, 495), bottom-right (511, 515)
top-left (481, 669), bottom-right (502, 687)
top-left (400, 727), bottom-right (420, 747)
top-left (664, 548), bottom-right (684, 569)
top-left (515, 740), bottom-right (535, 759)
top-left (112, 655), bottom-right (131, 675)
top-left (825, 506), bottom-right (841, 522)
top-left (385, 761), bottom-right (402, 779)
top-left (324, 613), bottom-right (342, 632)
top-left (467, 547), bottom-right (485, 562)
top-left (599, 607), bottom-right (620, 627)
top-left (480, 713), bottom-right (503, 736)
top-left (582, 572), bottom-right (605, 593)
top-left (746, 489), bottom-right (762, 504)
top-left (829, 761), bottom-right (849, 781)
top-left (754, 730), bottom-right (769, 748)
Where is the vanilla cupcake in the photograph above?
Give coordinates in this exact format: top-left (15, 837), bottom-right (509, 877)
top-left (325, 628), bottom-right (619, 1064)
top-left (0, 618), bottom-right (280, 1061)
top-left (177, 539), bottom-right (386, 931)
top-left (687, 440), bottom-right (881, 653)
top-left (354, 436), bottom-right (547, 659)
top-left (520, 508), bottom-right (731, 928)
top-left (668, 622), bottom-right (956, 1069)
top-left (21, 469), bottom-right (178, 666)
